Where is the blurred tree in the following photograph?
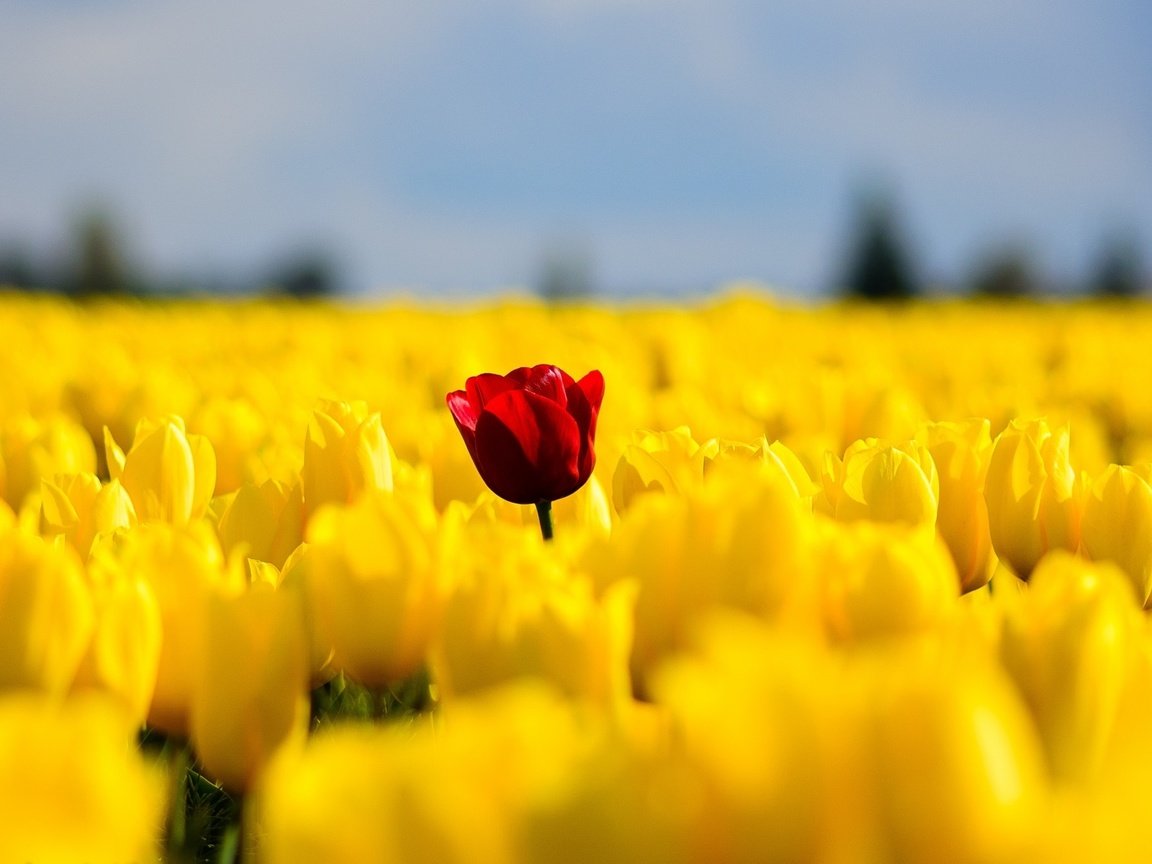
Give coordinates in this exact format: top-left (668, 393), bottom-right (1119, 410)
top-left (970, 247), bottom-right (1040, 298)
top-left (1091, 232), bottom-right (1145, 298)
top-left (0, 243), bottom-right (37, 289)
top-left (840, 192), bottom-right (920, 301)
top-left (536, 242), bottom-right (594, 302)
top-left (70, 210), bottom-right (132, 298)
top-left (266, 251), bottom-right (340, 298)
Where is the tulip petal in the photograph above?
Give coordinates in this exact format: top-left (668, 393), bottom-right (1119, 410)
top-left (567, 370), bottom-right (604, 479)
top-left (577, 369), bottom-right (605, 411)
top-left (446, 391), bottom-right (478, 432)
top-left (514, 365), bottom-right (571, 408)
top-left (474, 390), bottom-right (582, 504)
top-left (465, 373), bottom-right (519, 411)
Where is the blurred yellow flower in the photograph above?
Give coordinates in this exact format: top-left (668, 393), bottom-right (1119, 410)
top-left (301, 399), bottom-right (393, 522)
top-left (99, 520), bottom-right (240, 735)
top-left (1000, 551), bottom-right (1140, 784)
top-left (0, 528), bottom-right (92, 695)
top-left (984, 419), bottom-right (1081, 580)
top-left (0, 692), bottom-right (164, 864)
top-left (109, 415), bottom-right (216, 526)
top-left (918, 419), bottom-right (995, 593)
top-left (611, 427), bottom-right (705, 514)
top-left (816, 438), bottom-right (939, 527)
top-left (0, 414), bottom-right (96, 511)
top-left (191, 578), bottom-right (310, 793)
top-left (306, 489), bottom-right (439, 687)
top-left (215, 477), bottom-right (304, 569)
top-left (1080, 463), bottom-right (1152, 606)
top-left (817, 519), bottom-right (958, 644)
top-left (433, 517), bottom-right (631, 706)
top-left (39, 471), bottom-right (136, 558)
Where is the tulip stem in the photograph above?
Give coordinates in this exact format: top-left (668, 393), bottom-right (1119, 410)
top-left (216, 794), bottom-right (245, 864)
top-left (535, 500), bottom-right (554, 541)
top-left (167, 740), bottom-right (190, 851)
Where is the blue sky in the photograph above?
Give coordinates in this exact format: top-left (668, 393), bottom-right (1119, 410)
top-left (1, 0), bottom-right (1149, 297)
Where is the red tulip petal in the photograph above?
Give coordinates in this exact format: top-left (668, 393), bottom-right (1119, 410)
top-left (507, 365), bottom-right (570, 408)
top-left (577, 369), bottom-right (605, 412)
top-left (474, 389), bottom-right (582, 504)
top-left (466, 373), bottom-right (520, 411)
top-left (566, 370), bottom-right (604, 482)
top-left (446, 391), bottom-right (482, 470)
top-left (446, 390), bottom-right (478, 432)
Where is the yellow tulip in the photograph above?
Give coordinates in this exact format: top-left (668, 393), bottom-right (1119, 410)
top-left (918, 419), bottom-right (995, 593)
top-left (0, 692), bottom-right (164, 863)
top-left (191, 396), bottom-right (269, 492)
top-left (652, 614), bottom-right (838, 864)
top-left (593, 470), bottom-right (812, 692)
top-left (699, 435), bottom-right (818, 501)
top-left (71, 551), bottom-right (162, 726)
top-left (999, 551), bottom-right (1140, 784)
top-left (278, 542), bottom-right (336, 684)
top-left (191, 579), bottom-right (309, 793)
top-left (215, 477), bottom-right (305, 568)
top-left (611, 427), bottom-right (705, 514)
top-left (868, 656), bottom-right (1047, 864)
top-left (817, 519), bottom-right (958, 644)
top-left (0, 414), bottom-right (96, 510)
top-left (260, 683), bottom-right (580, 864)
top-left (110, 415), bottom-right (216, 526)
top-left (816, 438), bottom-right (939, 527)
top-left (39, 472), bottom-right (136, 558)
top-left (0, 528), bottom-right (92, 695)
top-left (98, 520), bottom-right (241, 735)
top-left (433, 517), bottom-right (632, 705)
top-left (300, 399), bottom-right (393, 522)
top-left (1081, 464), bottom-right (1152, 605)
top-left (984, 418), bottom-right (1081, 580)
top-left (306, 490), bottom-right (439, 687)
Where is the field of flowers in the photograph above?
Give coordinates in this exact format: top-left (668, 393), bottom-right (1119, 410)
top-left (3, 289), bottom-right (1152, 863)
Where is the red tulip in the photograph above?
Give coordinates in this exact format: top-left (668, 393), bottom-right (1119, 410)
top-left (446, 365), bottom-right (605, 507)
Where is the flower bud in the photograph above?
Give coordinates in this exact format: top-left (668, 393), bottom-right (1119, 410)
top-left (594, 471), bottom-right (812, 691)
top-left (0, 692), bottom-right (164, 863)
top-left (99, 521), bottom-right (240, 735)
top-left (611, 427), bottom-right (705, 514)
top-left (0, 528), bottom-right (93, 695)
top-left (433, 518), bottom-right (631, 705)
top-left (215, 478), bottom-right (304, 569)
top-left (918, 419), bottom-right (994, 593)
top-left (111, 416), bottom-right (216, 526)
top-left (306, 490), bottom-right (439, 687)
top-left (869, 657), bottom-right (1047, 863)
top-left (817, 520), bottom-right (958, 643)
top-left (1080, 464), bottom-right (1152, 606)
top-left (815, 438), bottom-right (939, 527)
top-left (0, 414), bottom-right (97, 511)
top-left (999, 552), bottom-right (1140, 784)
top-left (190, 396), bottom-right (268, 493)
top-left (191, 579), bottom-right (309, 793)
top-left (301, 400), bottom-right (393, 521)
top-left (984, 419), bottom-right (1081, 580)
top-left (39, 472), bottom-right (136, 559)
top-left (71, 553), bottom-right (162, 727)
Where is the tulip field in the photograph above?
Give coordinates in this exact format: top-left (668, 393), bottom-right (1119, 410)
top-left (6, 289), bottom-right (1152, 862)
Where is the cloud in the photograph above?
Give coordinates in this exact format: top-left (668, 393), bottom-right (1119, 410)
top-left (1, 0), bottom-right (1147, 293)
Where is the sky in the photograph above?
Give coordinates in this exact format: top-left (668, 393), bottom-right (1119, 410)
top-left (1, 0), bottom-right (1149, 298)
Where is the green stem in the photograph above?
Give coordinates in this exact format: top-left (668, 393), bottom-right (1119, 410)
top-left (216, 794), bottom-right (244, 864)
top-left (534, 499), bottom-right (554, 541)
top-left (167, 739), bottom-right (190, 852)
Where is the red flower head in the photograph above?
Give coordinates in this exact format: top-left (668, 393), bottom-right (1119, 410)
top-left (446, 365), bottom-right (605, 505)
